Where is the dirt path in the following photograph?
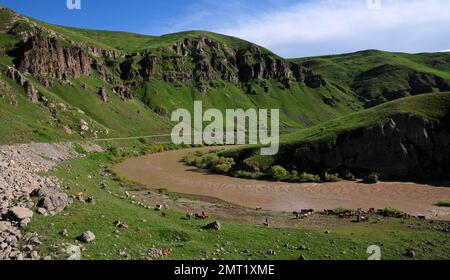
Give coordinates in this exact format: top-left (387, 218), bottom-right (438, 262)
top-left (115, 147), bottom-right (450, 220)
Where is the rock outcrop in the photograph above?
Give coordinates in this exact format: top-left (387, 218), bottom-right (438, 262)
top-left (98, 87), bottom-right (108, 102)
top-left (14, 35), bottom-right (91, 79)
top-left (7, 28), bottom-right (326, 99)
top-left (4, 66), bottom-right (39, 102)
top-left (0, 143), bottom-right (93, 260)
top-left (291, 113), bottom-right (450, 180)
top-left (131, 37), bottom-right (326, 91)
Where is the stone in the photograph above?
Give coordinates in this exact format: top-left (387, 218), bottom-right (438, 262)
top-left (98, 87), bottom-right (108, 102)
top-left (19, 218), bottom-right (30, 228)
top-left (405, 248), bottom-right (416, 258)
top-left (148, 248), bottom-right (163, 260)
top-left (10, 206), bottom-right (33, 221)
top-left (60, 229), bottom-right (69, 237)
top-left (78, 231), bottom-right (95, 243)
top-left (36, 189), bottom-right (70, 215)
top-left (203, 221), bottom-right (221, 231)
top-left (66, 245), bottom-right (81, 260)
top-left (114, 220), bottom-right (129, 229)
top-left (36, 207), bottom-right (48, 216)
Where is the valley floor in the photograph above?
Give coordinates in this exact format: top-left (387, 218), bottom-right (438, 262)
top-left (116, 147), bottom-right (450, 221)
top-left (1, 141), bottom-right (449, 260)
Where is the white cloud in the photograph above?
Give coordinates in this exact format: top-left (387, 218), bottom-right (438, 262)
top-left (211, 0), bottom-right (450, 57)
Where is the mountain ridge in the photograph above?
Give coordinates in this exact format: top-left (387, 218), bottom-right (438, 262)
top-left (0, 5), bottom-right (449, 145)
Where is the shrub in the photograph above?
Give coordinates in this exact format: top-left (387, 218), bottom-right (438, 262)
top-left (138, 137), bottom-right (149, 144)
top-left (437, 200), bottom-right (450, 207)
top-left (299, 172), bottom-right (321, 183)
top-left (194, 157), bottom-right (207, 169)
top-left (382, 207), bottom-right (404, 217)
top-left (270, 165), bottom-right (289, 181)
top-left (194, 151), bottom-right (204, 157)
top-left (108, 145), bottom-right (121, 157)
top-left (332, 207), bottom-right (355, 215)
top-left (183, 154), bottom-right (198, 166)
top-left (201, 153), bottom-right (220, 168)
top-left (324, 172), bottom-right (341, 182)
top-left (73, 143), bottom-right (87, 154)
top-left (343, 171), bottom-right (356, 181)
top-left (213, 157), bottom-right (235, 173)
top-left (234, 170), bottom-right (264, 179)
top-left (363, 173), bottom-right (379, 184)
top-left (184, 153), bottom-right (235, 173)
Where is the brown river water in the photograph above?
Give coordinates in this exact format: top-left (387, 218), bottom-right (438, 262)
top-left (115, 147), bottom-right (450, 220)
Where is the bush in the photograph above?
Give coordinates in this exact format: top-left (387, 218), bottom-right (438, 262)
top-left (363, 173), bottom-right (379, 184)
top-left (343, 171), bottom-right (356, 181)
top-left (382, 207), bottom-right (404, 217)
top-left (194, 151), bottom-right (204, 157)
top-left (437, 200), bottom-right (450, 207)
top-left (73, 143), bottom-right (87, 154)
top-left (183, 154), bottom-right (198, 166)
top-left (332, 207), bottom-right (355, 215)
top-left (108, 145), bottom-right (121, 157)
top-left (183, 153), bottom-right (235, 173)
top-left (298, 172), bottom-right (321, 183)
top-left (201, 153), bottom-right (220, 168)
top-left (213, 157), bottom-right (235, 173)
top-left (234, 170), bottom-right (264, 179)
top-left (324, 172), bottom-right (341, 182)
top-left (270, 165), bottom-right (289, 181)
top-left (138, 137), bottom-right (149, 144)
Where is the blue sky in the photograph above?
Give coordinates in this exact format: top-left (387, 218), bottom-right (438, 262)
top-left (1, 0), bottom-right (449, 57)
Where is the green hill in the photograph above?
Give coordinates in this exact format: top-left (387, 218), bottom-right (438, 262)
top-left (0, 6), bottom-right (360, 144)
top-left (290, 50), bottom-right (450, 107)
top-left (1, 5), bottom-right (449, 146)
top-left (220, 93), bottom-right (450, 180)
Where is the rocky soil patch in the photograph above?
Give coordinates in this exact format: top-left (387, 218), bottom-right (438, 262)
top-left (0, 142), bottom-right (101, 260)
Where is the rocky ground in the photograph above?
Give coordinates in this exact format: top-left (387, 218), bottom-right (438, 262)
top-left (0, 142), bottom-right (101, 260)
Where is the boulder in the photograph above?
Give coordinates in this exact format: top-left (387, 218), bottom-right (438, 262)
top-left (78, 231), bottom-right (95, 243)
top-left (203, 221), bottom-right (221, 231)
top-left (10, 207), bottom-right (33, 221)
top-left (36, 189), bottom-right (70, 215)
top-left (98, 87), bottom-right (108, 102)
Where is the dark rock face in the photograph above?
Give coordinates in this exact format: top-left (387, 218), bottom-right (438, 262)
top-left (134, 37), bottom-right (325, 90)
top-left (114, 85), bottom-right (133, 100)
top-left (14, 35), bottom-right (91, 79)
top-left (98, 87), bottom-right (108, 102)
top-left (291, 114), bottom-right (450, 180)
top-left (23, 81), bottom-right (38, 103)
top-left (4, 66), bottom-right (39, 102)
top-left (8, 32), bottom-right (326, 98)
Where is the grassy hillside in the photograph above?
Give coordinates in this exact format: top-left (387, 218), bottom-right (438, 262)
top-left (291, 50), bottom-right (450, 107)
top-left (0, 5), bottom-right (363, 144)
top-left (26, 142), bottom-right (450, 260)
top-left (1, 5), bottom-right (449, 146)
top-left (220, 93), bottom-right (450, 172)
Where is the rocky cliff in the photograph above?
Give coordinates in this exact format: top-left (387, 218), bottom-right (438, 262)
top-left (14, 35), bottom-right (92, 80)
top-left (8, 29), bottom-right (326, 95)
top-left (121, 36), bottom-right (325, 91)
top-left (290, 113), bottom-right (450, 180)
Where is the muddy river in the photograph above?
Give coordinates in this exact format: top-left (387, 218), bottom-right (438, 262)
top-left (115, 147), bottom-right (450, 220)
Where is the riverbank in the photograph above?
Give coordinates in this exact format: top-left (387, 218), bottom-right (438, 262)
top-left (2, 141), bottom-right (450, 260)
top-left (116, 147), bottom-right (450, 220)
